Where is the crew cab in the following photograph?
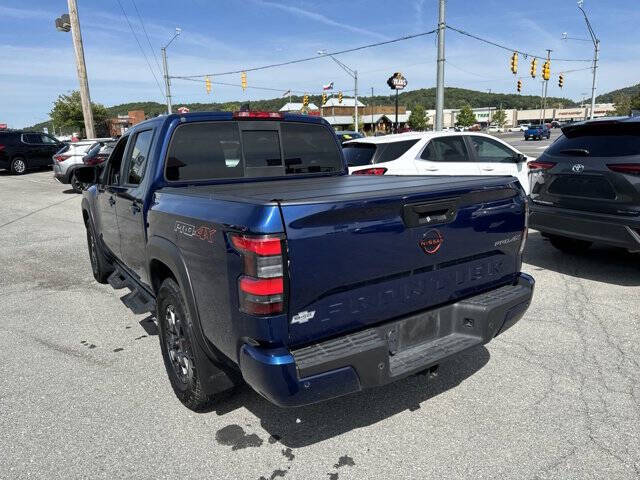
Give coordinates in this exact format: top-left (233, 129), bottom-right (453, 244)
top-left (524, 124), bottom-right (551, 141)
top-left (78, 111), bottom-right (534, 410)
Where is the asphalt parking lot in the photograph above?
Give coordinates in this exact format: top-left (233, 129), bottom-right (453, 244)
top-left (1, 169), bottom-right (639, 479)
top-left (497, 130), bottom-right (556, 158)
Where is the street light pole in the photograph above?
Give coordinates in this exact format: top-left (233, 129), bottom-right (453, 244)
top-left (161, 28), bottom-right (181, 115)
top-left (435, 0), bottom-right (446, 131)
top-left (577, 1), bottom-right (599, 120)
top-left (60, 0), bottom-right (95, 138)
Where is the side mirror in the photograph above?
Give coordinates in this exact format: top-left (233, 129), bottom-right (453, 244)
top-left (515, 153), bottom-right (527, 163)
top-left (74, 166), bottom-right (99, 184)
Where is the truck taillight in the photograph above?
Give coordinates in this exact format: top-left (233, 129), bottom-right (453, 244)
top-left (231, 234), bottom-right (285, 315)
top-left (352, 167), bottom-right (387, 175)
top-left (519, 197), bottom-right (529, 257)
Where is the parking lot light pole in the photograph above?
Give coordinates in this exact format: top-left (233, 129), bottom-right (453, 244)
top-left (577, 1), bottom-right (599, 120)
top-left (318, 51), bottom-right (359, 133)
top-left (161, 28), bottom-right (181, 115)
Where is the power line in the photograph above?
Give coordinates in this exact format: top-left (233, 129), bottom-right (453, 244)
top-left (130, 0), bottom-right (163, 78)
top-left (446, 25), bottom-right (592, 62)
top-left (172, 29), bottom-right (438, 79)
top-left (174, 76), bottom-right (354, 94)
top-left (114, 0), bottom-right (165, 98)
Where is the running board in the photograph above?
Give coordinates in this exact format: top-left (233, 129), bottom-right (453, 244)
top-left (107, 267), bottom-right (156, 315)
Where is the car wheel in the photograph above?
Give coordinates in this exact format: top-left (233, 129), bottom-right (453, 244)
top-left (548, 235), bottom-right (592, 253)
top-left (71, 171), bottom-right (85, 194)
top-left (157, 278), bottom-right (217, 412)
top-left (10, 157), bottom-right (27, 175)
top-left (86, 222), bottom-right (113, 283)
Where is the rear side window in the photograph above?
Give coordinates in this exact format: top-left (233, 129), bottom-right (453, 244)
top-left (125, 130), bottom-right (154, 185)
top-left (420, 137), bottom-right (470, 162)
top-left (281, 123), bottom-right (342, 174)
top-left (547, 126), bottom-right (640, 157)
top-left (342, 144), bottom-right (376, 167)
top-left (22, 133), bottom-right (41, 144)
top-left (376, 139), bottom-right (419, 164)
top-left (166, 121), bottom-right (342, 181)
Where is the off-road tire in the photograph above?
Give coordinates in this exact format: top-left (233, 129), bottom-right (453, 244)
top-left (157, 278), bottom-right (217, 412)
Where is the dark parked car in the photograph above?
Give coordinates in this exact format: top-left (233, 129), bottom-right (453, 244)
top-left (529, 117), bottom-right (640, 253)
top-left (524, 124), bottom-right (551, 140)
top-left (0, 130), bottom-right (64, 174)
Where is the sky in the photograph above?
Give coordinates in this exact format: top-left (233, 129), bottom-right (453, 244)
top-left (1, 0), bottom-right (639, 128)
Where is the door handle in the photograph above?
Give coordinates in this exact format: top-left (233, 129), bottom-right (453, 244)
top-left (108, 196), bottom-right (116, 206)
top-left (424, 167), bottom-right (439, 171)
top-left (481, 167), bottom-right (495, 171)
top-left (130, 203), bottom-right (141, 214)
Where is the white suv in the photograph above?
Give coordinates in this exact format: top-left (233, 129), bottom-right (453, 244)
top-left (344, 132), bottom-right (532, 193)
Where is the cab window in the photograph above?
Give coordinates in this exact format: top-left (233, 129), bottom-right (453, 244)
top-left (124, 129), bottom-right (154, 185)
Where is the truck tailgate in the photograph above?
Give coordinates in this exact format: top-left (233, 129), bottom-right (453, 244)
top-left (277, 175), bottom-right (526, 347)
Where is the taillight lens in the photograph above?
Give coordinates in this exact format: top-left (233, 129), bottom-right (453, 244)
top-left (231, 234), bottom-right (285, 315)
top-left (83, 156), bottom-right (103, 166)
top-left (233, 111), bottom-right (283, 119)
top-left (527, 161), bottom-right (556, 170)
top-left (519, 197), bottom-right (529, 257)
top-left (54, 154), bottom-right (71, 163)
top-left (0, 144), bottom-right (5, 152)
top-left (352, 167), bottom-right (387, 175)
top-left (607, 163), bottom-right (640, 175)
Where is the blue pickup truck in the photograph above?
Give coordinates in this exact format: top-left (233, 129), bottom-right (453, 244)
top-left (78, 111), bottom-right (534, 410)
top-left (524, 124), bottom-right (551, 141)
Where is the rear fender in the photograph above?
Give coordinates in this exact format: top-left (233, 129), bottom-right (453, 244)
top-left (147, 235), bottom-right (241, 394)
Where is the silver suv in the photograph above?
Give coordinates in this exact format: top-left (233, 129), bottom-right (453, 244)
top-left (53, 138), bottom-right (113, 192)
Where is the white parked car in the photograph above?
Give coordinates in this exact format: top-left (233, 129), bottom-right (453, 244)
top-left (343, 131), bottom-right (533, 193)
top-left (518, 124), bottom-right (531, 132)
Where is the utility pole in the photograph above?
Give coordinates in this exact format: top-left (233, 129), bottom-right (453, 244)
top-left (435, 0), bottom-right (446, 131)
top-left (371, 87), bottom-right (374, 134)
top-left (354, 70), bottom-right (359, 132)
top-left (66, 0), bottom-right (95, 138)
top-left (577, 1), bottom-right (599, 119)
top-left (161, 28), bottom-right (181, 115)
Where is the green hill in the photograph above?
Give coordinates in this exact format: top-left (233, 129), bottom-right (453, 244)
top-left (596, 83), bottom-right (640, 103)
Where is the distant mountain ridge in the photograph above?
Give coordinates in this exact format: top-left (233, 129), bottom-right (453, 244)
top-left (28, 83), bottom-right (636, 132)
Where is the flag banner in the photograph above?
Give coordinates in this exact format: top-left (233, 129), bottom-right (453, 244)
top-left (282, 89), bottom-right (291, 97)
top-left (322, 82), bottom-right (334, 91)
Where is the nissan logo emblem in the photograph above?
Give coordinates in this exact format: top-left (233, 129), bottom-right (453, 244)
top-left (419, 229), bottom-right (444, 254)
top-left (572, 164), bottom-right (585, 173)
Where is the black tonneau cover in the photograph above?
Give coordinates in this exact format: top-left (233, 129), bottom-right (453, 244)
top-left (160, 175), bottom-right (518, 205)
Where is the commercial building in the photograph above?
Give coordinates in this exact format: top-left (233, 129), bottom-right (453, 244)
top-left (106, 110), bottom-right (145, 137)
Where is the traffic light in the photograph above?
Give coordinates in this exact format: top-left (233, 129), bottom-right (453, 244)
top-left (558, 74), bottom-right (564, 88)
top-left (241, 71), bottom-right (247, 91)
top-left (517, 80), bottom-right (522, 93)
top-left (321, 92), bottom-right (327, 105)
top-left (338, 91), bottom-right (343, 104)
top-left (542, 60), bottom-right (551, 81)
top-left (303, 94), bottom-right (309, 107)
top-left (510, 52), bottom-right (518, 74)
top-left (205, 76), bottom-right (211, 94)
top-left (530, 58), bottom-right (537, 78)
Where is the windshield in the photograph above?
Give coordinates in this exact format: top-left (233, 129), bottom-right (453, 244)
top-left (342, 143), bottom-right (376, 167)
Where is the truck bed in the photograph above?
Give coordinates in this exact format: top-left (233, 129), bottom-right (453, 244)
top-left (157, 175), bottom-right (519, 205)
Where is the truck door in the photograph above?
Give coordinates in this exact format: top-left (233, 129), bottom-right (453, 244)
top-left (95, 135), bottom-right (128, 259)
top-left (116, 128), bottom-right (154, 282)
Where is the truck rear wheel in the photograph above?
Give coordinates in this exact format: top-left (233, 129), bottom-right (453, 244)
top-left (157, 278), bottom-right (216, 412)
top-left (86, 223), bottom-right (113, 283)
top-left (548, 234), bottom-right (592, 253)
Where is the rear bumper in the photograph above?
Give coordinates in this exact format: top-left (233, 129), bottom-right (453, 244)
top-left (530, 203), bottom-right (640, 250)
top-left (239, 273), bottom-right (534, 407)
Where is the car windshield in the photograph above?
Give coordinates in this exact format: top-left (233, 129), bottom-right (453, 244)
top-left (342, 143), bottom-right (376, 166)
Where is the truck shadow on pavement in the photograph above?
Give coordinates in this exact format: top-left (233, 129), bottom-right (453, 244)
top-left (524, 231), bottom-right (640, 286)
top-left (214, 345), bottom-right (490, 448)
